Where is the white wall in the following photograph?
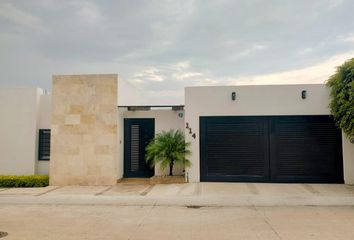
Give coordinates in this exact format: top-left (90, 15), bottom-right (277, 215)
top-left (343, 135), bottom-right (354, 184)
top-left (119, 109), bottom-right (185, 176)
top-left (0, 87), bottom-right (42, 175)
top-left (117, 108), bottom-right (125, 179)
top-left (36, 93), bottom-right (51, 175)
top-left (184, 84), bottom-right (353, 183)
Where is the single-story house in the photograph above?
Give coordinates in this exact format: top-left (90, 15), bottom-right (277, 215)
top-left (0, 74), bottom-right (353, 185)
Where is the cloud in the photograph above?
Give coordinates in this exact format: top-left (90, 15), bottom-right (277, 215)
top-left (235, 44), bottom-right (268, 57)
top-left (1, 0), bottom-right (354, 105)
top-left (132, 68), bottom-right (165, 83)
top-left (228, 51), bottom-right (354, 85)
top-left (0, 2), bottom-right (41, 29)
top-left (328, 0), bottom-right (344, 9)
top-left (73, 1), bottom-right (104, 24)
top-left (341, 34), bottom-right (354, 43)
top-left (173, 61), bottom-right (190, 70)
top-left (298, 47), bottom-right (313, 55)
top-left (173, 72), bottom-right (202, 80)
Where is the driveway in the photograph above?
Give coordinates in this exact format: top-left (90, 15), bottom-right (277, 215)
top-left (1, 183), bottom-right (354, 239)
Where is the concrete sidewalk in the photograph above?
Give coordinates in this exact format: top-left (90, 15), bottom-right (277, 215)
top-left (1, 183), bottom-right (354, 207)
top-left (1, 183), bottom-right (354, 240)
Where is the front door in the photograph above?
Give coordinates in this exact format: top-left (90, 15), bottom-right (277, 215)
top-left (124, 118), bottom-right (155, 177)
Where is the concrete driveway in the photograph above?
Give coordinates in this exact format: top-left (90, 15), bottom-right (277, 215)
top-left (1, 183), bottom-right (354, 239)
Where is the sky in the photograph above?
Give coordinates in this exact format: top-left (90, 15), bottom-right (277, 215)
top-left (1, 0), bottom-right (354, 104)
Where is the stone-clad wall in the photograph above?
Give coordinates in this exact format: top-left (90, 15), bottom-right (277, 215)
top-left (50, 74), bottom-right (118, 185)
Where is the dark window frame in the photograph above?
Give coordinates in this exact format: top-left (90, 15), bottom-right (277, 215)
top-left (38, 129), bottom-right (51, 161)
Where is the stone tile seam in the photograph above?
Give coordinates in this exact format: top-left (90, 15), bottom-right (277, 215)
top-left (94, 186), bottom-right (114, 196)
top-left (140, 185), bottom-right (155, 196)
top-left (34, 186), bottom-right (62, 196)
top-left (302, 184), bottom-right (321, 195)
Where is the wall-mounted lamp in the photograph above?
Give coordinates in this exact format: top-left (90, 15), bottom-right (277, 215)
top-left (192, 133), bottom-right (196, 139)
top-left (185, 122), bottom-right (189, 129)
top-left (231, 92), bottom-right (236, 101)
top-left (301, 90), bottom-right (307, 99)
top-left (189, 128), bottom-right (192, 134)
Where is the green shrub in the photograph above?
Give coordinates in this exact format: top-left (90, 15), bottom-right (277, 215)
top-left (326, 58), bottom-right (354, 138)
top-left (145, 129), bottom-right (191, 176)
top-left (0, 175), bottom-right (49, 188)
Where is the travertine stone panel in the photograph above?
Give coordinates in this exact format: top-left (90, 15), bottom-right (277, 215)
top-left (50, 74), bottom-right (118, 185)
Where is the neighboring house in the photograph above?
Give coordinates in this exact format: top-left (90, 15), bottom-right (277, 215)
top-left (0, 87), bottom-right (51, 176)
top-left (0, 74), bottom-right (353, 185)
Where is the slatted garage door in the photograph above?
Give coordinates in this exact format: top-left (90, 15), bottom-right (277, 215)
top-left (200, 116), bottom-right (343, 183)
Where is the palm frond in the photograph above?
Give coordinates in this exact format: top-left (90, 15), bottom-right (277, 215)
top-left (145, 129), bottom-right (192, 175)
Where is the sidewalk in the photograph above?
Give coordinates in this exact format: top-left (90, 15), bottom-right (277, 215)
top-left (2, 183), bottom-right (354, 239)
top-left (1, 182), bottom-right (354, 207)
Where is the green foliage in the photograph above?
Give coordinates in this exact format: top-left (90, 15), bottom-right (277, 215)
top-left (0, 175), bottom-right (49, 188)
top-left (145, 129), bottom-right (191, 176)
top-left (327, 58), bottom-right (354, 138)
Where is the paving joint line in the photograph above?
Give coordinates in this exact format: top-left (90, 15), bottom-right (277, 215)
top-left (140, 185), bottom-right (155, 196)
top-left (194, 183), bottom-right (202, 196)
top-left (127, 201), bottom-right (157, 240)
top-left (176, 184), bottom-right (189, 196)
top-left (246, 183), bottom-right (259, 195)
top-left (302, 184), bottom-right (320, 195)
top-left (34, 186), bottom-right (62, 196)
top-left (253, 205), bottom-right (282, 240)
top-left (94, 186), bottom-right (114, 196)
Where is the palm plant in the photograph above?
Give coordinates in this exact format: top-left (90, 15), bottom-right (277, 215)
top-left (145, 129), bottom-right (191, 176)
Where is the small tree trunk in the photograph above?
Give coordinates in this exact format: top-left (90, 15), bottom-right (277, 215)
top-left (169, 161), bottom-right (174, 176)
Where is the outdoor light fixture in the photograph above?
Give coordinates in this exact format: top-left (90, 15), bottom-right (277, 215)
top-left (301, 90), bottom-right (307, 99)
top-left (231, 92), bottom-right (236, 101)
top-left (192, 133), bottom-right (196, 139)
top-left (186, 122), bottom-right (189, 129)
top-left (189, 128), bottom-right (192, 134)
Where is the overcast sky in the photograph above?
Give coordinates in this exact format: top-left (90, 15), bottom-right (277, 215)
top-left (1, 0), bottom-right (354, 104)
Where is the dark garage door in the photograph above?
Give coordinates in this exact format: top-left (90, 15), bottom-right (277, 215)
top-left (200, 116), bottom-right (343, 183)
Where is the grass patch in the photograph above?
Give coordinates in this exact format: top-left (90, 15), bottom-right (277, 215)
top-left (0, 175), bottom-right (49, 188)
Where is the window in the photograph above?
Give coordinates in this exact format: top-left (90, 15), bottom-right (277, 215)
top-left (38, 129), bottom-right (51, 160)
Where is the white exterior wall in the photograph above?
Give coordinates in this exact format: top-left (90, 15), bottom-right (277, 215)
top-left (184, 84), bottom-right (354, 183)
top-left (117, 108), bottom-right (125, 179)
top-left (36, 94), bottom-right (51, 175)
top-left (343, 135), bottom-right (354, 184)
top-left (0, 87), bottom-right (42, 175)
top-left (119, 109), bottom-right (185, 177)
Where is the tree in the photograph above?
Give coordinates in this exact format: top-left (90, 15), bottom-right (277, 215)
top-left (145, 129), bottom-right (191, 176)
top-left (326, 58), bottom-right (354, 138)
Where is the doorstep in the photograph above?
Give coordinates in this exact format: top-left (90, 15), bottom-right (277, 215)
top-left (150, 176), bottom-right (186, 184)
top-left (117, 176), bottom-right (186, 185)
top-left (117, 178), bottom-right (151, 184)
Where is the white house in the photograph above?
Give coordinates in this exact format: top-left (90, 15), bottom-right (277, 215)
top-left (0, 74), bottom-right (353, 185)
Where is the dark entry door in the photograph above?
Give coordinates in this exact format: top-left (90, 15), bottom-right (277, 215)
top-left (200, 116), bottom-right (343, 183)
top-left (124, 118), bottom-right (155, 178)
